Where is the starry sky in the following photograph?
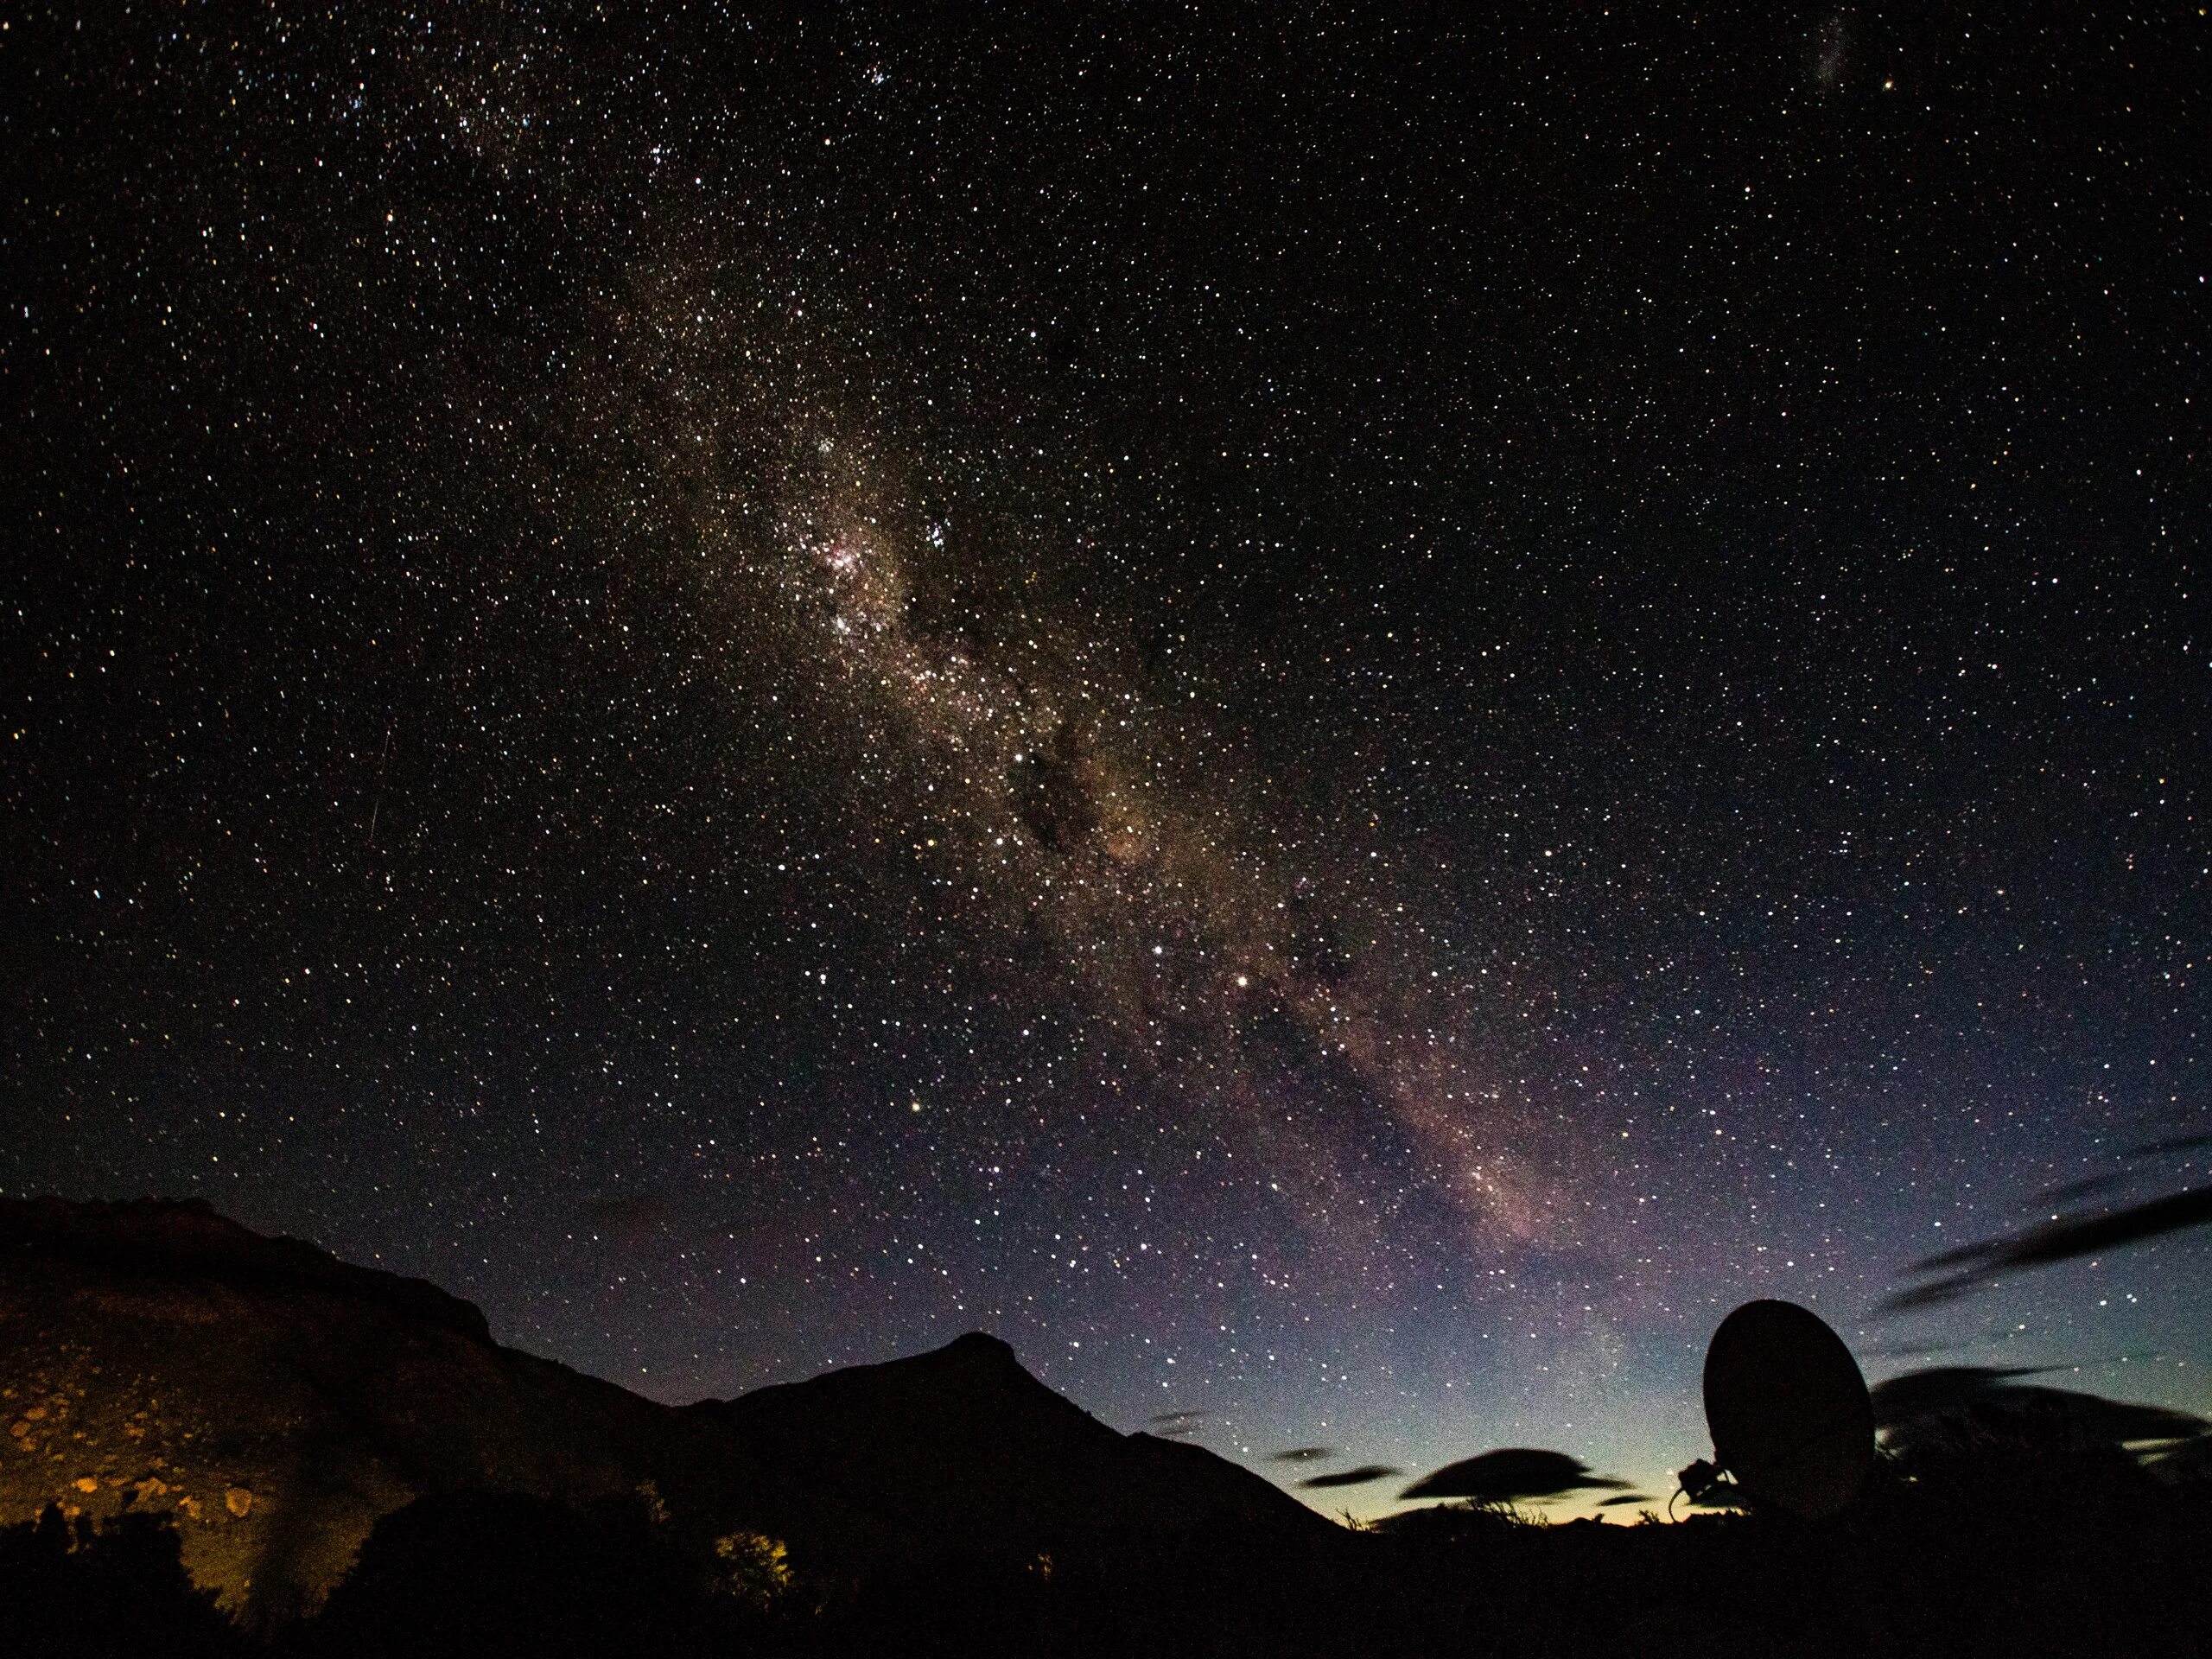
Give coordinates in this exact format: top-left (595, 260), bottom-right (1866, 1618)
top-left (4, 4), bottom-right (2207, 1514)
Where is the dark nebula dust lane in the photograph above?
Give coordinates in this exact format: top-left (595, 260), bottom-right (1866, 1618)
top-left (4, 5), bottom-right (2206, 1503)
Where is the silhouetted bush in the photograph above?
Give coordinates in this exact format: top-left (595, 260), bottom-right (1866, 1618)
top-left (1369, 1496), bottom-right (1535, 1542)
top-left (0, 1504), bottom-right (245, 1658)
top-left (297, 1491), bottom-right (770, 1659)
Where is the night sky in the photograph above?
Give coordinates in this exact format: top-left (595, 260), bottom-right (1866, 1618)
top-left (5, 4), bottom-right (2206, 1512)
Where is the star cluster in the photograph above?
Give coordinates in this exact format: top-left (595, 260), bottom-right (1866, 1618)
top-left (4, 5), bottom-right (2205, 1507)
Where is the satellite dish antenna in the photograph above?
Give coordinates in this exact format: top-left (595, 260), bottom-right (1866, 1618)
top-left (1684, 1299), bottom-right (1874, 1519)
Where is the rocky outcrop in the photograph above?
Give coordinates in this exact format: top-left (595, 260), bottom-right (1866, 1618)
top-left (0, 1197), bottom-right (1329, 1624)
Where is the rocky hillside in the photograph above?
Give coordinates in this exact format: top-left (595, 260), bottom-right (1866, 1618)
top-left (0, 1197), bottom-right (1326, 1622)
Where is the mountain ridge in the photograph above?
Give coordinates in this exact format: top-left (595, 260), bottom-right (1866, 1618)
top-left (0, 1195), bottom-right (1329, 1621)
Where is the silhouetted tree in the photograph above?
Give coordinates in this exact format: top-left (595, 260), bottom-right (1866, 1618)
top-left (0, 1504), bottom-right (243, 1658)
top-left (300, 1491), bottom-right (767, 1659)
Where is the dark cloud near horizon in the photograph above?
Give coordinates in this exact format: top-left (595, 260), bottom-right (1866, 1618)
top-left (1872, 1365), bottom-right (2210, 1452)
top-left (1299, 1465), bottom-right (1401, 1490)
top-left (2037, 1172), bottom-right (2135, 1205)
top-left (2037, 1131), bottom-right (2212, 1204)
top-left (1147, 1409), bottom-right (1205, 1440)
top-left (1401, 1448), bottom-right (1628, 1503)
top-left (1882, 1187), bottom-right (2212, 1312)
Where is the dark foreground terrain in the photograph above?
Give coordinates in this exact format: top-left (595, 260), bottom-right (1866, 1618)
top-left (5, 1198), bottom-right (2209, 1656)
top-left (10, 1464), bottom-right (2210, 1659)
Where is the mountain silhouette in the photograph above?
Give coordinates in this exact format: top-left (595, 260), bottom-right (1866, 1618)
top-left (700, 1330), bottom-right (1325, 1571)
top-left (0, 1196), bottom-right (1325, 1623)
